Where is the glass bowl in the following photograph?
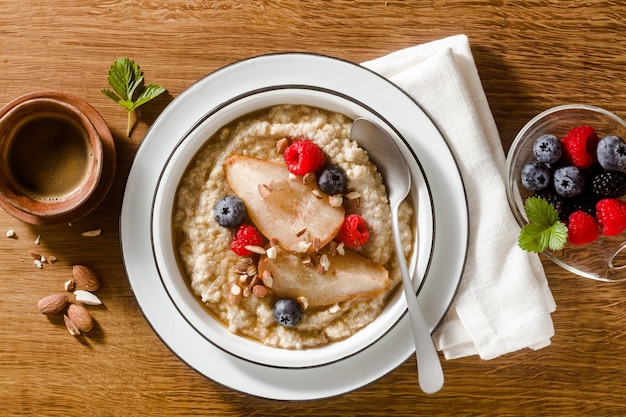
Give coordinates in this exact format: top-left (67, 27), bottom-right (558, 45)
top-left (506, 104), bottom-right (626, 282)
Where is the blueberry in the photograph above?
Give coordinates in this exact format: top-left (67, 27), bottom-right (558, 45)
top-left (214, 195), bottom-right (246, 228)
top-left (553, 166), bottom-right (584, 197)
top-left (317, 164), bottom-right (347, 195)
top-left (533, 134), bottom-right (562, 163)
top-left (597, 135), bottom-right (626, 171)
top-left (520, 161), bottom-right (551, 191)
top-left (272, 299), bottom-right (303, 328)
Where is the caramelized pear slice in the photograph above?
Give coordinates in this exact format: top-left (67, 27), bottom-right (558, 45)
top-left (258, 249), bottom-right (389, 307)
top-left (224, 155), bottom-right (345, 252)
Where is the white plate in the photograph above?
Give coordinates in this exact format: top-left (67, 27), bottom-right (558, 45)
top-left (120, 53), bottom-right (468, 400)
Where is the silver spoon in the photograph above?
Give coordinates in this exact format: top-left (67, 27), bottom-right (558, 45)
top-left (351, 117), bottom-right (444, 394)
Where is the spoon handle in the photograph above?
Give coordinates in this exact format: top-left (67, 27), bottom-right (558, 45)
top-left (391, 204), bottom-right (444, 394)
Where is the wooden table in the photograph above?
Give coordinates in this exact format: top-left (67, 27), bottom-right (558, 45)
top-left (2, 1), bottom-right (626, 415)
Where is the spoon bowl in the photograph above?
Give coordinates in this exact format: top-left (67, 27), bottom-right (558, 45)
top-left (351, 117), bottom-right (444, 394)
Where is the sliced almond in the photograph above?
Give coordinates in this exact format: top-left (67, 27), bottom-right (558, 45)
top-left (261, 270), bottom-right (273, 288)
top-left (276, 138), bottom-right (289, 154)
top-left (328, 303), bottom-right (341, 314)
top-left (230, 284), bottom-right (242, 296)
top-left (74, 290), bottom-right (102, 306)
top-left (252, 284), bottom-right (269, 298)
top-left (328, 195), bottom-right (343, 208)
top-left (302, 254), bottom-right (316, 268)
top-left (244, 245), bottom-right (266, 255)
top-left (81, 229), bottom-right (102, 237)
top-left (290, 240), bottom-right (312, 253)
top-left (64, 279), bottom-right (76, 292)
top-left (266, 246), bottom-right (277, 260)
top-left (63, 314), bottom-right (81, 336)
top-left (297, 296), bottom-right (309, 310)
top-left (319, 253), bottom-right (330, 270)
top-left (302, 172), bottom-right (316, 185)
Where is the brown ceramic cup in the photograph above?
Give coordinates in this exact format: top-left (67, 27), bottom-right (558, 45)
top-left (0, 91), bottom-right (116, 225)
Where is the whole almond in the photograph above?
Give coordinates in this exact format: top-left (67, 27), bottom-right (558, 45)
top-left (72, 265), bottom-right (100, 291)
top-left (67, 303), bottom-right (94, 332)
top-left (38, 294), bottom-right (68, 314)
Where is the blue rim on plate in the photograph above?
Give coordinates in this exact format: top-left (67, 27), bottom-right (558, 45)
top-left (120, 53), bottom-right (468, 400)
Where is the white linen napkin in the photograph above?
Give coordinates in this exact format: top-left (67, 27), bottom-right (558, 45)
top-left (362, 35), bottom-right (556, 360)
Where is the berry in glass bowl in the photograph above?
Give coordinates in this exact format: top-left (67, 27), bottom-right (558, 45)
top-left (506, 104), bottom-right (626, 281)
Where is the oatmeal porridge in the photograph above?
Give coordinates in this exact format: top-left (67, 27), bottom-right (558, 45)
top-left (173, 104), bottom-right (414, 349)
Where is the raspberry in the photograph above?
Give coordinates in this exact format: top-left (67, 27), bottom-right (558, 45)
top-left (596, 198), bottom-right (626, 236)
top-left (283, 138), bottom-right (326, 175)
top-left (230, 224), bottom-right (265, 256)
top-left (335, 214), bottom-right (370, 248)
top-left (560, 125), bottom-right (598, 169)
top-left (566, 210), bottom-right (599, 245)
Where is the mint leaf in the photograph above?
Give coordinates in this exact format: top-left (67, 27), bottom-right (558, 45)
top-left (102, 57), bottom-right (166, 136)
top-left (518, 197), bottom-right (567, 253)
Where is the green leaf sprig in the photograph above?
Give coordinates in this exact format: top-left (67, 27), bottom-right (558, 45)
top-left (518, 197), bottom-right (568, 253)
top-left (102, 57), bottom-right (166, 136)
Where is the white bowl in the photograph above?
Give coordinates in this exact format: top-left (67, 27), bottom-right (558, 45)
top-left (151, 87), bottom-right (434, 368)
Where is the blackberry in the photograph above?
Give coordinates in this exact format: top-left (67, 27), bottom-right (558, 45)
top-left (521, 161), bottom-right (551, 191)
top-left (214, 195), bottom-right (247, 228)
top-left (592, 171), bottom-right (626, 198)
top-left (567, 193), bottom-right (599, 218)
top-left (317, 164), bottom-right (347, 195)
top-left (533, 190), bottom-right (566, 221)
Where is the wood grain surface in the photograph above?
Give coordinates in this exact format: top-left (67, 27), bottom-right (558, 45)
top-left (2, 1), bottom-right (626, 415)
